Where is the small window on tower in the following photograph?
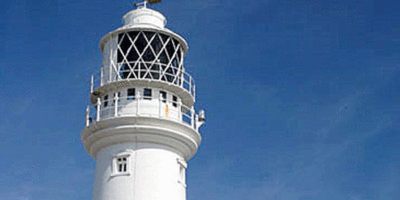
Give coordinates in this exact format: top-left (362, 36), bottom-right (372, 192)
top-left (117, 157), bottom-right (127, 172)
top-left (127, 88), bottom-right (135, 100)
top-left (112, 153), bottom-right (131, 177)
top-left (104, 95), bottom-right (109, 107)
top-left (172, 95), bottom-right (177, 107)
top-left (144, 88), bottom-right (152, 100)
top-left (177, 158), bottom-right (187, 188)
top-left (160, 91), bottom-right (167, 103)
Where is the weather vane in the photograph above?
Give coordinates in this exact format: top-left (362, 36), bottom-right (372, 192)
top-left (134, 0), bottom-right (161, 8)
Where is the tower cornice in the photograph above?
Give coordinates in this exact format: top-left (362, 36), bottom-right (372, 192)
top-left (82, 116), bottom-right (201, 160)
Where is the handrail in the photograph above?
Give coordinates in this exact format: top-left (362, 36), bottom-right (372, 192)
top-left (85, 93), bottom-right (199, 131)
top-left (91, 62), bottom-right (195, 98)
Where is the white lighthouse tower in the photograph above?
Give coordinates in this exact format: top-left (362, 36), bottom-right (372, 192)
top-left (81, 1), bottom-right (205, 200)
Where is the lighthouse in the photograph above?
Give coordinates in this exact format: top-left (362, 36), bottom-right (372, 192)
top-left (81, 1), bottom-right (205, 200)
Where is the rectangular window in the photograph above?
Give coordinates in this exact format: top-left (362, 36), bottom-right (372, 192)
top-left (104, 95), bottom-right (109, 107)
top-left (112, 154), bottom-right (131, 177)
top-left (117, 157), bottom-right (127, 172)
top-left (144, 88), bottom-right (152, 100)
top-left (128, 88), bottom-right (135, 100)
top-left (172, 95), bottom-right (177, 107)
top-left (160, 91), bottom-right (167, 103)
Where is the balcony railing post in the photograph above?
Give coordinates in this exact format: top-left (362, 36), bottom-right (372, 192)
top-left (190, 106), bottom-right (195, 127)
top-left (181, 68), bottom-right (185, 87)
top-left (90, 75), bottom-right (94, 93)
top-left (137, 90), bottom-right (141, 116)
top-left (114, 93), bottom-right (119, 117)
top-left (96, 98), bottom-right (101, 121)
top-left (85, 105), bottom-right (90, 127)
top-left (159, 93), bottom-right (163, 118)
top-left (193, 84), bottom-right (196, 98)
top-left (178, 99), bottom-right (182, 122)
top-left (189, 74), bottom-right (192, 93)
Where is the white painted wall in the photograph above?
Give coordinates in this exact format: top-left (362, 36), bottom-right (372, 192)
top-left (123, 7), bottom-right (166, 29)
top-left (93, 142), bottom-right (187, 200)
top-left (99, 87), bottom-right (181, 122)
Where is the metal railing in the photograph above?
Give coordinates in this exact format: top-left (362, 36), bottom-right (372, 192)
top-left (85, 93), bottom-right (200, 131)
top-left (90, 62), bottom-right (195, 98)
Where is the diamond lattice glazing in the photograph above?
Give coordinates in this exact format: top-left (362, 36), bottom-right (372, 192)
top-left (115, 31), bottom-right (184, 83)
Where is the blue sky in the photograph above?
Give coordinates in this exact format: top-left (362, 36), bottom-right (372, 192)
top-left (1, 0), bottom-right (400, 199)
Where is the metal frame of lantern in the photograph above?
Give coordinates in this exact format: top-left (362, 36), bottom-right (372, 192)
top-left (90, 29), bottom-right (196, 101)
